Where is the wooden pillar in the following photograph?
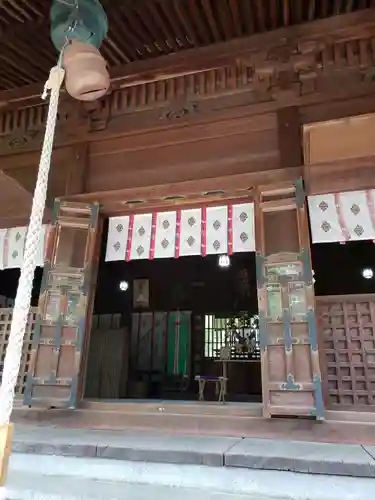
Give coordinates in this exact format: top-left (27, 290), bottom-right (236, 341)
top-left (0, 423), bottom-right (13, 486)
top-left (277, 106), bottom-right (303, 169)
top-left (254, 107), bottom-right (323, 419)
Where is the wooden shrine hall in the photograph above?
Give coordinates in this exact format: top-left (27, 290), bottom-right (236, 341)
top-left (1, 0), bottom-right (375, 434)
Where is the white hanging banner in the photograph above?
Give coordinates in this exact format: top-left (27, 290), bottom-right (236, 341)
top-left (308, 194), bottom-right (345, 243)
top-left (5, 226), bottom-right (27, 269)
top-left (153, 211), bottom-right (177, 259)
top-left (205, 205), bottom-right (228, 255)
top-left (308, 190), bottom-right (375, 243)
top-left (0, 229), bottom-right (6, 270)
top-left (232, 203), bottom-right (255, 253)
top-left (339, 190), bottom-right (375, 241)
top-left (0, 225), bottom-right (49, 270)
top-left (106, 216), bottom-right (129, 262)
top-left (130, 213), bottom-right (153, 260)
top-left (35, 225), bottom-right (49, 268)
top-left (179, 208), bottom-right (202, 257)
top-left (105, 202), bottom-right (256, 261)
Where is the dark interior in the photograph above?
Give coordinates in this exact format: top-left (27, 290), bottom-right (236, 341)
top-left (85, 220), bottom-right (261, 402)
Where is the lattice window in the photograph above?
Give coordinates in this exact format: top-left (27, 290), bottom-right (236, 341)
top-left (204, 313), bottom-right (260, 360)
top-left (0, 308), bottom-right (37, 396)
top-left (318, 296), bottom-right (375, 409)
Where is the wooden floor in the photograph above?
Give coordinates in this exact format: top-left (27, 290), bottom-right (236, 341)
top-left (11, 398), bottom-right (375, 445)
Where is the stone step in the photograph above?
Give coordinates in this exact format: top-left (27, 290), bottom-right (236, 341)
top-left (10, 425), bottom-right (375, 479)
top-left (8, 453), bottom-right (375, 500)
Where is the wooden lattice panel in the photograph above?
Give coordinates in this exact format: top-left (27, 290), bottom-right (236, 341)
top-left (0, 307), bottom-right (37, 396)
top-left (316, 295), bottom-right (375, 410)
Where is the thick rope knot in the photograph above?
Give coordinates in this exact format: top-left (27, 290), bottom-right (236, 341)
top-left (0, 65), bottom-right (65, 427)
top-left (42, 66), bottom-right (65, 100)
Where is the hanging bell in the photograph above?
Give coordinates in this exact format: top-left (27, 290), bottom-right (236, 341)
top-left (62, 41), bottom-right (109, 101)
top-left (50, 0), bottom-right (110, 101)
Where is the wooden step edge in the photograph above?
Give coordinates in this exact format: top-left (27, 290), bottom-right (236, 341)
top-left (325, 409), bottom-right (375, 424)
top-left (12, 408), bottom-right (263, 421)
top-left (13, 405), bottom-right (263, 418)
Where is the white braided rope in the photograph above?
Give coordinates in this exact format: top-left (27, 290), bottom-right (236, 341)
top-left (0, 66), bottom-right (65, 426)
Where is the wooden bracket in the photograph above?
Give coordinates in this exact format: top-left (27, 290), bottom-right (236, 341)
top-left (0, 423), bottom-right (13, 486)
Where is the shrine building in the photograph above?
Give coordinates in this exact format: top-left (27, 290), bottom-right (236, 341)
top-left (0, 0), bottom-right (375, 435)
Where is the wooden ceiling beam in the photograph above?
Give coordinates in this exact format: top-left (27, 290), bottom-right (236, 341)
top-left (63, 167), bottom-right (301, 214)
top-left (64, 157), bottom-right (375, 212)
top-left (201, 0), bottom-right (221, 42)
top-left (0, 8), bottom-right (374, 107)
top-left (110, 9), bottom-right (375, 86)
top-left (0, 15), bottom-right (47, 45)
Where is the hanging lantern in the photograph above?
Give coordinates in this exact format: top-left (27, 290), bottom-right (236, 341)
top-left (50, 0), bottom-right (110, 101)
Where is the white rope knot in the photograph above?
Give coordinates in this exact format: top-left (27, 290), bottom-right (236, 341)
top-left (42, 66), bottom-right (65, 100)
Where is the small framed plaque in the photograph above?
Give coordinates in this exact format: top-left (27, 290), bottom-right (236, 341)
top-left (133, 279), bottom-right (149, 309)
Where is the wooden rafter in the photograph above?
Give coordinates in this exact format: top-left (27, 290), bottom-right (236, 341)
top-left (0, 0), bottom-right (372, 93)
top-left (0, 8), bottom-right (374, 107)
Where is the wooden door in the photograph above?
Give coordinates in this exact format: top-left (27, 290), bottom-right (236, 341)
top-left (255, 180), bottom-right (324, 419)
top-left (24, 200), bottom-right (100, 408)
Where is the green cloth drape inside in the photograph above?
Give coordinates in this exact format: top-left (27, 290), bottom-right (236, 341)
top-left (167, 311), bottom-right (190, 376)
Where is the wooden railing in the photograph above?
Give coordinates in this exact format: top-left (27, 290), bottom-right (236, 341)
top-left (0, 307), bottom-right (37, 397)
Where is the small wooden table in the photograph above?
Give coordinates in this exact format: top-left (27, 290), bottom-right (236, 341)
top-left (194, 375), bottom-right (228, 403)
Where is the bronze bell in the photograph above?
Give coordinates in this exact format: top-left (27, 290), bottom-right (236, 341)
top-left (62, 41), bottom-right (110, 101)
